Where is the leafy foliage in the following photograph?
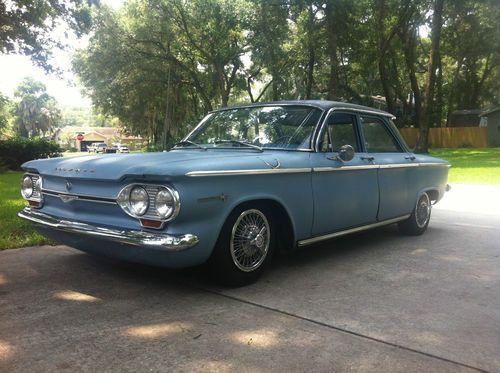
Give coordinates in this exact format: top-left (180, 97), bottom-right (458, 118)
top-left (0, 93), bottom-right (12, 134)
top-left (0, 0), bottom-right (96, 71)
top-left (72, 0), bottom-right (500, 150)
top-left (12, 77), bottom-right (62, 137)
top-left (0, 137), bottom-right (62, 170)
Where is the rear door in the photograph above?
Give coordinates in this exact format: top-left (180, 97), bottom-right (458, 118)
top-left (358, 115), bottom-right (416, 220)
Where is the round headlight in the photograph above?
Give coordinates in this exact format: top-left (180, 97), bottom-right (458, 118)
top-left (156, 188), bottom-right (175, 218)
top-left (129, 186), bottom-right (149, 216)
top-left (21, 176), bottom-right (34, 199)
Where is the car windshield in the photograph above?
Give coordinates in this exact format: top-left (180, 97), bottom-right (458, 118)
top-left (184, 105), bottom-right (322, 150)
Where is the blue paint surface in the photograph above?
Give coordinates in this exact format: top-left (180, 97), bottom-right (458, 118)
top-left (21, 101), bottom-right (450, 268)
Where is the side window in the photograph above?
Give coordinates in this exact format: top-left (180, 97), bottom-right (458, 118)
top-left (321, 113), bottom-right (358, 152)
top-left (360, 116), bottom-right (402, 153)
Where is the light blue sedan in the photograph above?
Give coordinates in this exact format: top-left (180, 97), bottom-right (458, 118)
top-left (18, 101), bottom-right (450, 285)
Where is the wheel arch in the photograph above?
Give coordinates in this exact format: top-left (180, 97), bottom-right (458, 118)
top-left (222, 197), bottom-right (297, 252)
top-left (417, 187), bottom-right (440, 205)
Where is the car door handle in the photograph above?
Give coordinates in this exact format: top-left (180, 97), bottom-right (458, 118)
top-left (405, 156), bottom-right (416, 161)
top-left (360, 156), bottom-right (375, 161)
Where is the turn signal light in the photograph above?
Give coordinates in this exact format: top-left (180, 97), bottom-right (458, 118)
top-left (29, 200), bottom-right (41, 208)
top-left (140, 219), bottom-right (163, 229)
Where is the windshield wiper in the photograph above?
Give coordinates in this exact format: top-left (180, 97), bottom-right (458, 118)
top-left (214, 140), bottom-right (263, 152)
top-left (173, 140), bottom-right (206, 150)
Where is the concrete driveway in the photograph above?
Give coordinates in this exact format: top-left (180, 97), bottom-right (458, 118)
top-left (1, 185), bottom-right (499, 372)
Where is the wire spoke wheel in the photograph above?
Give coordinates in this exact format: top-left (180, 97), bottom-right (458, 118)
top-left (230, 209), bottom-right (270, 272)
top-left (415, 193), bottom-right (431, 228)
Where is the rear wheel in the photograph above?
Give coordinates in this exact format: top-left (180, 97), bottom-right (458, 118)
top-left (398, 192), bottom-right (432, 235)
top-left (209, 204), bottom-right (275, 286)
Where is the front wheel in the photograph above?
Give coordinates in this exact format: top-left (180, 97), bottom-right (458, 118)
top-left (398, 192), bottom-right (432, 236)
top-left (208, 205), bottom-right (275, 287)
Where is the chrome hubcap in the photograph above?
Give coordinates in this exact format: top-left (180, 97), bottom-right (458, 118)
top-left (230, 209), bottom-right (270, 272)
top-left (416, 193), bottom-right (431, 228)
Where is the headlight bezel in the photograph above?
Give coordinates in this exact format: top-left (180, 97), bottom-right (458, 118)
top-left (20, 173), bottom-right (43, 207)
top-left (117, 183), bottom-right (180, 227)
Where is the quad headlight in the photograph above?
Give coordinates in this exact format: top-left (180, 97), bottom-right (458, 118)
top-left (21, 175), bottom-right (34, 199)
top-left (20, 173), bottom-right (43, 206)
top-left (117, 184), bottom-right (180, 225)
top-left (129, 186), bottom-right (149, 216)
top-left (155, 188), bottom-right (176, 218)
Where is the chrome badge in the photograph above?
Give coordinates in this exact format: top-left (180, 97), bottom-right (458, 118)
top-left (65, 180), bottom-right (72, 192)
top-left (59, 194), bottom-right (78, 203)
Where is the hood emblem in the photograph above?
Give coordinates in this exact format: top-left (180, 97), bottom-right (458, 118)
top-left (60, 194), bottom-right (78, 203)
top-left (54, 167), bottom-right (94, 173)
top-left (65, 180), bottom-right (72, 191)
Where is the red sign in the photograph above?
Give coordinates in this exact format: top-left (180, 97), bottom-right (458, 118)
top-left (76, 134), bottom-right (84, 141)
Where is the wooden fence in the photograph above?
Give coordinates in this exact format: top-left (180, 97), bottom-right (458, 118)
top-left (399, 127), bottom-right (488, 148)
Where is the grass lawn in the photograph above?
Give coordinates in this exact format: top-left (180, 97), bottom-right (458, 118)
top-left (0, 171), bottom-right (51, 250)
top-left (430, 148), bottom-right (500, 185)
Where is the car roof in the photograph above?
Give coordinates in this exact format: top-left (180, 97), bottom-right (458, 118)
top-left (213, 100), bottom-right (394, 118)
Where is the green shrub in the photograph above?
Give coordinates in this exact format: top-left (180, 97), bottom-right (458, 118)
top-left (0, 137), bottom-right (62, 170)
top-left (143, 143), bottom-right (164, 152)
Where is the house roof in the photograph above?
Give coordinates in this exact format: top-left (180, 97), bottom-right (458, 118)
top-left (479, 107), bottom-right (500, 117)
top-left (55, 126), bottom-right (142, 139)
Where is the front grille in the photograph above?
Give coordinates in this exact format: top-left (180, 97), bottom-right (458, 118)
top-left (143, 185), bottom-right (162, 220)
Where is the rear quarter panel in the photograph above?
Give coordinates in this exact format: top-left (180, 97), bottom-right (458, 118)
top-left (410, 155), bottom-right (450, 205)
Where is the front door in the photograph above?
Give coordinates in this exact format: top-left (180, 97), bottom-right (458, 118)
top-left (310, 112), bottom-right (379, 236)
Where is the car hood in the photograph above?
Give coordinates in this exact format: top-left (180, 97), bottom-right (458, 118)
top-left (22, 150), bottom-right (296, 181)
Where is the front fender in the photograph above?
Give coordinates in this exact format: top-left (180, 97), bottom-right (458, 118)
top-left (167, 172), bottom-right (314, 261)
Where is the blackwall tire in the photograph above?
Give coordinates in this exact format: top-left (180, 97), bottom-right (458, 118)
top-left (398, 192), bottom-right (432, 236)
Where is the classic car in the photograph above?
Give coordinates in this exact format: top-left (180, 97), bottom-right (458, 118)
top-left (18, 100), bottom-right (450, 285)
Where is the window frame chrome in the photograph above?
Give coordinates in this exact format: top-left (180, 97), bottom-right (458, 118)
top-left (313, 107), bottom-right (395, 153)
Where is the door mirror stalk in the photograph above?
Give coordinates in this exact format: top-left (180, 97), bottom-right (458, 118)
top-left (327, 144), bottom-right (355, 162)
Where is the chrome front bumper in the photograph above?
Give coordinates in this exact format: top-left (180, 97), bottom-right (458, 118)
top-left (18, 208), bottom-right (199, 251)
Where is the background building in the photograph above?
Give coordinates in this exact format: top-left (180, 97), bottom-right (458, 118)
top-left (54, 126), bottom-right (145, 151)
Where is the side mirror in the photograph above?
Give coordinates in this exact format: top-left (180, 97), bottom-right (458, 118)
top-left (338, 144), bottom-right (355, 162)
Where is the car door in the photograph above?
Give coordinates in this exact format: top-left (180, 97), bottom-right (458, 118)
top-left (310, 111), bottom-right (379, 236)
top-left (358, 115), bottom-right (416, 220)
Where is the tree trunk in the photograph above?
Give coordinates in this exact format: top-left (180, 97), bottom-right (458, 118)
top-left (375, 0), bottom-right (395, 114)
top-left (305, 44), bottom-right (315, 99)
top-left (417, 0), bottom-right (444, 153)
top-left (379, 59), bottom-right (395, 114)
top-left (326, 1), bottom-right (340, 100)
top-left (436, 57), bottom-right (444, 126)
top-left (400, 25), bottom-right (422, 132)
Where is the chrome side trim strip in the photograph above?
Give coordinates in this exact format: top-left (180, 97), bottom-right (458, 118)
top-left (187, 162), bottom-right (449, 177)
top-left (18, 208), bottom-right (199, 251)
top-left (418, 163), bottom-right (451, 168)
top-left (313, 165), bottom-right (379, 172)
top-left (186, 168), bottom-right (312, 177)
top-left (297, 214), bottom-right (411, 247)
top-left (379, 163), bottom-right (420, 169)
